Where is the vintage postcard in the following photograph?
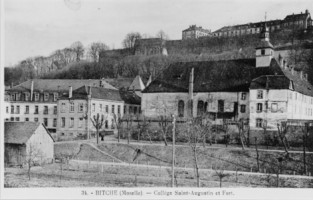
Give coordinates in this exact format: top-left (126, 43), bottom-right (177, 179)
top-left (1, 0), bottom-right (313, 199)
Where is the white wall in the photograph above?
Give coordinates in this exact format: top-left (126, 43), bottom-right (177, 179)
top-left (26, 124), bottom-right (54, 164)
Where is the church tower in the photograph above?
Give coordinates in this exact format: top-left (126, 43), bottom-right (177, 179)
top-left (255, 23), bottom-right (274, 67)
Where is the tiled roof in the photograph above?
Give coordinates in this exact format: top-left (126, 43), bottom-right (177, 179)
top-left (6, 79), bottom-right (117, 93)
top-left (60, 86), bottom-right (123, 102)
top-left (143, 58), bottom-right (284, 93)
top-left (183, 25), bottom-right (211, 33)
top-left (284, 13), bottom-right (310, 21)
top-left (119, 90), bottom-right (141, 105)
top-left (102, 78), bottom-right (134, 89)
top-left (256, 40), bottom-right (274, 49)
top-left (5, 122), bottom-right (53, 144)
top-left (250, 75), bottom-right (290, 90)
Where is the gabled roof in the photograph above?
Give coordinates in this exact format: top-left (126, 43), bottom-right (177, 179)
top-left (60, 86), bottom-right (123, 102)
top-left (256, 40), bottom-right (274, 49)
top-left (143, 58), bottom-right (284, 93)
top-left (5, 122), bottom-right (54, 144)
top-left (119, 90), bottom-right (141, 105)
top-left (128, 75), bottom-right (145, 91)
top-left (250, 66), bottom-right (313, 96)
top-left (284, 12), bottom-right (310, 21)
top-left (6, 79), bottom-right (117, 93)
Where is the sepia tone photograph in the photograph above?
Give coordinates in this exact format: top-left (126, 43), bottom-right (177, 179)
top-left (1, 0), bottom-right (313, 199)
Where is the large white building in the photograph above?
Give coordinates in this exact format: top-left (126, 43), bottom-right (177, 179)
top-left (142, 23), bottom-right (313, 130)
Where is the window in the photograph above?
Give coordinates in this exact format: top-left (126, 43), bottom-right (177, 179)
top-left (105, 120), bottom-right (108, 129)
top-left (134, 107), bottom-right (137, 114)
top-left (35, 93), bottom-right (39, 101)
top-left (70, 118), bottom-right (74, 128)
top-left (92, 103), bottom-right (95, 112)
top-left (53, 106), bottom-right (57, 114)
top-left (257, 90), bottom-right (263, 99)
top-left (61, 117), bottom-right (66, 128)
top-left (25, 118), bottom-right (29, 121)
top-left (78, 118), bottom-right (83, 128)
top-left (112, 105), bottom-right (115, 114)
top-left (241, 93), bottom-right (246, 100)
top-left (178, 100), bottom-right (185, 117)
top-left (61, 103), bottom-right (66, 112)
top-left (44, 106), bottom-right (48, 114)
top-left (25, 106), bottom-right (29, 114)
top-left (16, 106), bottom-right (20, 114)
top-left (53, 118), bottom-right (57, 127)
top-left (111, 119), bottom-right (115, 129)
top-left (105, 105), bottom-right (108, 113)
top-left (44, 118), bottom-right (48, 127)
top-left (197, 100), bottom-right (205, 116)
top-left (129, 106), bottom-right (133, 114)
top-left (44, 93), bottom-right (49, 101)
top-left (271, 103), bottom-right (278, 112)
top-left (6, 106), bottom-right (9, 113)
top-left (15, 117), bottom-right (20, 121)
top-left (124, 105), bottom-right (126, 114)
top-left (78, 103), bottom-right (84, 112)
top-left (11, 105), bottom-right (14, 113)
top-left (15, 93), bottom-right (20, 101)
top-left (34, 106), bottom-right (39, 114)
top-left (11, 94), bottom-right (15, 101)
top-left (218, 100), bottom-right (224, 113)
top-left (34, 118), bottom-right (38, 122)
top-left (100, 104), bottom-right (103, 112)
top-left (10, 117), bottom-right (14, 121)
top-left (118, 105), bottom-right (121, 114)
top-left (25, 93), bottom-right (30, 101)
top-left (256, 118), bottom-right (263, 128)
top-left (240, 105), bottom-right (246, 113)
top-left (257, 103), bottom-right (263, 112)
top-left (70, 102), bottom-right (74, 112)
top-left (53, 93), bottom-right (58, 101)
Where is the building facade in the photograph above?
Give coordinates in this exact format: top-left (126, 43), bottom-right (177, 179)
top-left (4, 79), bottom-right (117, 134)
top-left (213, 10), bottom-right (312, 37)
top-left (142, 24), bottom-right (313, 130)
top-left (182, 25), bottom-right (212, 40)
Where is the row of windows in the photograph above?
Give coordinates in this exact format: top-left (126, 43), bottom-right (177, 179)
top-left (60, 117), bottom-right (115, 129)
top-left (256, 102), bottom-right (279, 113)
top-left (7, 117), bottom-right (57, 127)
top-left (9, 92), bottom-right (58, 102)
top-left (177, 99), bottom-right (247, 117)
top-left (7, 105), bottom-right (57, 115)
top-left (289, 92), bottom-right (313, 104)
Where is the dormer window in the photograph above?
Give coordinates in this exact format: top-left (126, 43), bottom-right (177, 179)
top-left (44, 93), bottom-right (49, 101)
top-left (53, 93), bottom-right (58, 101)
top-left (34, 93), bottom-right (39, 101)
top-left (25, 92), bottom-right (30, 101)
top-left (261, 49), bottom-right (265, 55)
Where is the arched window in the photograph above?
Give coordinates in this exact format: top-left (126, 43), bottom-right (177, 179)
top-left (197, 100), bottom-right (204, 116)
top-left (178, 100), bottom-right (184, 117)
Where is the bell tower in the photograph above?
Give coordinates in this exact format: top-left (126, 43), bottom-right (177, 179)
top-left (255, 23), bottom-right (274, 67)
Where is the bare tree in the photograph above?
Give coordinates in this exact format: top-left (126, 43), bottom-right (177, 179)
top-left (182, 116), bottom-right (212, 187)
top-left (88, 42), bottom-right (109, 62)
top-left (91, 113), bottom-right (105, 144)
top-left (300, 122), bottom-right (310, 175)
top-left (236, 119), bottom-right (246, 150)
top-left (71, 41), bottom-right (85, 62)
top-left (24, 144), bottom-right (43, 180)
top-left (122, 32), bottom-right (141, 54)
top-left (277, 122), bottom-right (290, 156)
top-left (158, 115), bottom-right (171, 146)
top-left (156, 30), bottom-right (169, 40)
top-left (113, 113), bottom-right (123, 143)
top-left (124, 114), bottom-right (133, 144)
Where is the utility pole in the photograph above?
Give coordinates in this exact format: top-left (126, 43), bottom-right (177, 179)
top-left (172, 115), bottom-right (176, 187)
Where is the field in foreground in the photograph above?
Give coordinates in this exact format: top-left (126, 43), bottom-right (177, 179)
top-left (4, 161), bottom-right (313, 188)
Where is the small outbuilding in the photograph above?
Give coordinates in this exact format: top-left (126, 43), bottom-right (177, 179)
top-left (4, 122), bottom-right (54, 166)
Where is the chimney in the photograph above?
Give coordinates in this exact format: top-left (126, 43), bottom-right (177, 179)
top-left (30, 80), bottom-right (34, 101)
top-left (189, 68), bottom-right (194, 100)
top-left (291, 67), bottom-right (294, 75)
top-left (69, 86), bottom-right (72, 98)
top-left (300, 71), bottom-right (303, 80)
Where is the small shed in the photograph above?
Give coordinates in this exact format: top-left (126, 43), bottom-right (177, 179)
top-left (4, 122), bottom-right (55, 166)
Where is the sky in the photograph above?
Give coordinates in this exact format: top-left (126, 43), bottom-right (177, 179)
top-left (3, 0), bottom-right (313, 66)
